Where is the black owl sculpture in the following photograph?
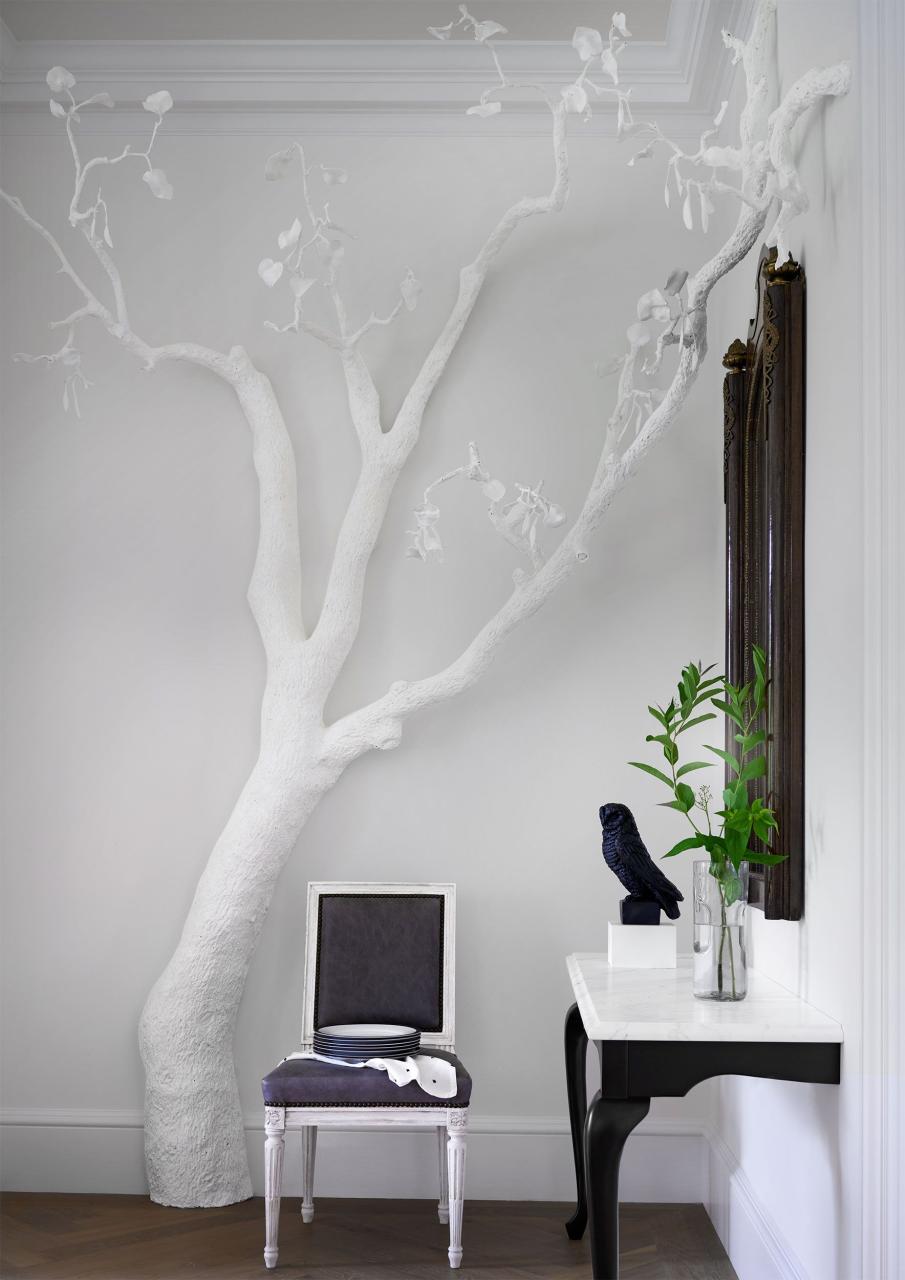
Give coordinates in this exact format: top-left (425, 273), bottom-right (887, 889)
top-left (600, 802), bottom-right (683, 923)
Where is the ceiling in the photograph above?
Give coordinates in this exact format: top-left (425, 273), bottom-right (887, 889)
top-left (0, 1), bottom-right (673, 44)
top-left (0, 0), bottom-right (753, 136)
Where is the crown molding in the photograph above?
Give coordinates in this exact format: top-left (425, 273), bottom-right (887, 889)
top-left (0, 0), bottom-right (755, 137)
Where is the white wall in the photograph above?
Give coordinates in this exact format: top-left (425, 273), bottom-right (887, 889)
top-left (0, 106), bottom-right (729, 1195)
top-left (705, 5), bottom-right (865, 1278)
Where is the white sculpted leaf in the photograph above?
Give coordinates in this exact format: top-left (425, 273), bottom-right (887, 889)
top-left (600, 47), bottom-right (619, 85)
top-left (400, 269), bottom-right (422, 312)
top-left (466, 101), bottom-right (502, 117)
top-left (427, 23), bottom-right (453, 40)
top-left (701, 144), bottom-right (742, 170)
top-left (277, 218), bottom-right (302, 251)
top-left (543, 503), bottom-right (566, 528)
top-left (628, 142), bottom-right (655, 166)
top-left (636, 288), bottom-right (671, 322)
top-left (561, 83), bottom-right (589, 115)
top-left (482, 478), bottom-right (506, 502)
top-left (572, 27), bottom-right (603, 61)
top-left (321, 166), bottom-right (348, 186)
top-left (714, 99), bottom-right (729, 128)
top-left (473, 20), bottom-right (507, 42)
top-left (664, 268), bottom-right (688, 296)
top-left (257, 258), bottom-right (284, 287)
top-left (49, 99), bottom-right (67, 118)
top-left (682, 187), bottom-right (694, 230)
top-left (93, 92), bottom-right (115, 108)
top-left (142, 168), bottom-right (173, 200)
top-left (626, 322), bottom-right (650, 347)
top-left (264, 147), bottom-right (295, 181)
top-left (46, 66), bottom-right (76, 93)
top-left (142, 90), bottom-right (173, 116)
top-left (612, 12), bottom-right (632, 38)
top-left (699, 187), bottom-right (715, 232)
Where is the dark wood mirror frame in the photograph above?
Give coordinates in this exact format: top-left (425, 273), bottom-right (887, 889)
top-left (722, 245), bottom-right (805, 920)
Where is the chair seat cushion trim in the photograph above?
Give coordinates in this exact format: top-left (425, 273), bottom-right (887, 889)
top-left (262, 1049), bottom-right (472, 1108)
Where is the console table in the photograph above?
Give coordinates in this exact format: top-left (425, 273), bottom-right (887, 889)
top-left (564, 954), bottom-right (842, 1280)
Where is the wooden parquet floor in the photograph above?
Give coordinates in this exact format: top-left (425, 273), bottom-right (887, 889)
top-left (0, 1195), bottom-right (737, 1280)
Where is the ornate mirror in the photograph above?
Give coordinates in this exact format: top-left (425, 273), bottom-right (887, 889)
top-left (722, 245), bottom-right (805, 920)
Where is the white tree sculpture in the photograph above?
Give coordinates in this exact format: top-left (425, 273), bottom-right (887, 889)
top-left (0, 1), bottom-right (849, 1206)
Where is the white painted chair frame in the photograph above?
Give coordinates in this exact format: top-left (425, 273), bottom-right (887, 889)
top-left (263, 881), bottom-right (469, 1270)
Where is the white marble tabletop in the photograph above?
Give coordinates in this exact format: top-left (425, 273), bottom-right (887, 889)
top-left (567, 954), bottom-right (843, 1044)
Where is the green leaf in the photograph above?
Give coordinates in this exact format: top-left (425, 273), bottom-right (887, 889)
top-left (735, 731), bottom-right (766, 751)
top-left (752, 811), bottom-right (776, 840)
top-left (715, 862), bottom-right (742, 905)
top-left (676, 713), bottom-right (717, 734)
top-left (648, 705), bottom-right (668, 729)
top-left (659, 800), bottom-right (690, 812)
top-left (712, 697), bottom-right (745, 728)
top-left (628, 761), bottom-right (673, 788)
top-left (663, 740), bottom-right (679, 766)
top-left (698, 675), bottom-right (724, 688)
top-left (706, 744), bottom-right (740, 773)
top-left (744, 850), bottom-right (787, 866)
top-left (739, 755), bottom-right (767, 783)
top-left (663, 835), bottom-right (708, 858)
top-left (731, 779), bottom-right (748, 808)
top-left (725, 824), bottom-right (749, 860)
top-left (676, 761), bottom-right (711, 778)
top-left (675, 782), bottom-right (696, 811)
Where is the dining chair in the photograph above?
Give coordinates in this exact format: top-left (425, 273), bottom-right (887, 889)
top-left (261, 881), bottom-right (471, 1269)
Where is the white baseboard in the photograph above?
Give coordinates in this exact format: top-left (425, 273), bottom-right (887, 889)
top-left (0, 1108), bottom-right (706, 1203)
top-left (705, 1126), bottom-right (809, 1280)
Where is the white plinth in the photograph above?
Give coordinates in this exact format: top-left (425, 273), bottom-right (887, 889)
top-left (607, 921), bottom-right (677, 968)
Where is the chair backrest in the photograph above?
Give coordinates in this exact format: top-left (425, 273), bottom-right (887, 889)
top-left (300, 882), bottom-right (456, 1051)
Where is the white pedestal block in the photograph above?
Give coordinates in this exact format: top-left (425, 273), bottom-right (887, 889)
top-left (607, 921), bottom-right (677, 968)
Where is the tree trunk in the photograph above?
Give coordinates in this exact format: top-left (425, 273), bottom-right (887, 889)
top-left (138, 746), bottom-right (340, 1206)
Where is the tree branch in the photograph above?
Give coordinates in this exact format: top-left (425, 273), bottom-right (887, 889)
top-left (1, 186), bottom-right (306, 653)
top-left (323, 35), bottom-right (850, 763)
top-left (307, 102), bottom-right (571, 692)
top-left (392, 102), bottom-right (570, 451)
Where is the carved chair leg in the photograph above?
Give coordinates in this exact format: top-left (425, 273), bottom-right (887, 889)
top-left (446, 1110), bottom-right (468, 1269)
top-left (301, 1125), bottom-right (317, 1223)
top-left (437, 1125), bottom-right (450, 1223)
top-left (264, 1108), bottom-right (286, 1270)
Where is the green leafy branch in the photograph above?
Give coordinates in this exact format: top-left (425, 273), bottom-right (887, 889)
top-left (629, 645), bottom-right (786, 904)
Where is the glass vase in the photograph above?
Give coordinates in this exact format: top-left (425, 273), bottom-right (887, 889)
top-left (692, 859), bottom-right (749, 1001)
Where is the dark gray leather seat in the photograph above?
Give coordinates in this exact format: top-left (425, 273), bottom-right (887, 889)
top-left (262, 1049), bottom-right (472, 1108)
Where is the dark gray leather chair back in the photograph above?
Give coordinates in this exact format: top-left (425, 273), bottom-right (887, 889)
top-left (313, 890), bottom-right (446, 1032)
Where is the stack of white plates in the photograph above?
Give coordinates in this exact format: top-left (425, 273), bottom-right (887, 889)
top-left (313, 1023), bottom-right (420, 1061)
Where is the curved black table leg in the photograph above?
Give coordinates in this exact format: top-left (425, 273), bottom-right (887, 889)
top-left (584, 1092), bottom-right (650, 1280)
top-left (563, 1002), bottom-right (589, 1240)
